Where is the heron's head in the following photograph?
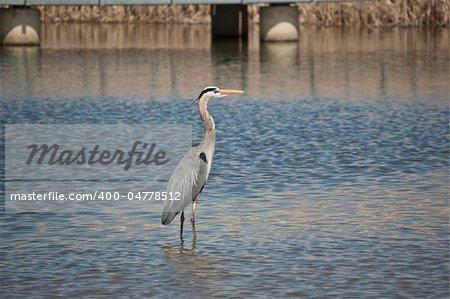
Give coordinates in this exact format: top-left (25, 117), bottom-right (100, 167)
top-left (193, 86), bottom-right (244, 104)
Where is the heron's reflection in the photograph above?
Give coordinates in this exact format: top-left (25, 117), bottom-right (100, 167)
top-left (161, 234), bottom-right (226, 296)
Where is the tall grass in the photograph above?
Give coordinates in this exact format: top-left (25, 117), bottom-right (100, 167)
top-left (37, 4), bottom-right (210, 23)
top-left (33, 1), bottom-right (449, 27)
top-left (295, 0), bottom-right (449, 27)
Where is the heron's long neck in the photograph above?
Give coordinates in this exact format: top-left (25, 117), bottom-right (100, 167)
top-left (199, 98), bottom-right (215, 149)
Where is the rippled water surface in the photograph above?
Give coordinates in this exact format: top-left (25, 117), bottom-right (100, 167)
top-left (1, 25), bottom-right (449, 298)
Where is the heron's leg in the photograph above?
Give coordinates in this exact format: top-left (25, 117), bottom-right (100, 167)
top-left (180, 212), bottom-right (185, 243)
top-left (192, 230), bottom-right (196, 250)
top-left (191, 201), bottom-right (197, 223)
top-left (191, 219), bottom-right (196, 240)
top-left (191, 201), bottom-right (197, 239)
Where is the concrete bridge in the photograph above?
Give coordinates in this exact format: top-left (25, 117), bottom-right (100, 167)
top-left (0, 0), bottom-right (367, 45)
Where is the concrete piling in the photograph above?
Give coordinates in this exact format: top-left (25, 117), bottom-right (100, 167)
top-left (260, 5), bottom-right (299, 42)
top-left (0, 8), bottom-right (41, 45)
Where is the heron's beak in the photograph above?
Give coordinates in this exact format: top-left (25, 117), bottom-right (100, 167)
top-left (219, 89), bottom-right (244, 96)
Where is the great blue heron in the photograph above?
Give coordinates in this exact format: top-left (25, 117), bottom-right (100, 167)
top-left (161, 86), bottom-right (244, 241)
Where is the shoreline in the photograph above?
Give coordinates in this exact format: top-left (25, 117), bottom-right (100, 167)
top-left (2, 1), bottom-right (449, 27)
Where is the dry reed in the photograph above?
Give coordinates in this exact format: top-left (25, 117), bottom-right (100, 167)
top-left (28, 1), bottom-right (450, 27)
top-left (295, 0), bottom-right (449, 27)
top-left (38, 4), bottom-right (210, 24)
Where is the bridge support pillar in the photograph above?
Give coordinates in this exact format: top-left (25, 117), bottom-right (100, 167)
top-left (211, 4), bottom-right (247, 38)
top-left (0, 8), bottom-right (41, 46)
top-left (260, 5), bottom-right (298, 42)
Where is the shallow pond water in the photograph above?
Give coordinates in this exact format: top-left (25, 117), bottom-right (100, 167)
top-left (1, 24), bottom-right (449, 298)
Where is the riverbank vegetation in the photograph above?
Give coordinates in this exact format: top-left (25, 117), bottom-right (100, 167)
top-left (31, 1), bottom-right (450, 27)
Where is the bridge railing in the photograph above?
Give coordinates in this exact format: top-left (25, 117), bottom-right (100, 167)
top-left (1, 0), bottom-right (367, 6)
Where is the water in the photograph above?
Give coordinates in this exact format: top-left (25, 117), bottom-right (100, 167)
top-left (1, 24), bottom-right (449, 298)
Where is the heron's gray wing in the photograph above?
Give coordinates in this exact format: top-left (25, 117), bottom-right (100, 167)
top-left (161, 147), bottom-right (209, 225)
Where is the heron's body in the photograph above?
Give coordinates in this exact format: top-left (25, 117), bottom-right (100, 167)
top-left (161, 86), bottom-right (243, 241)
top-left (160, 140), bottom-right (215, 225)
